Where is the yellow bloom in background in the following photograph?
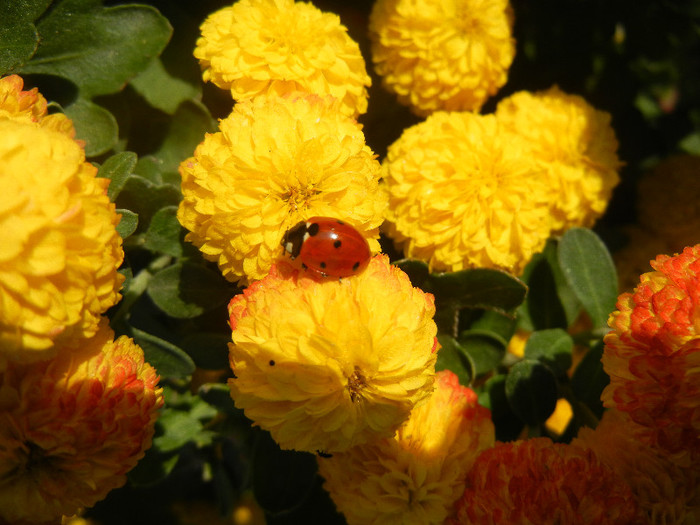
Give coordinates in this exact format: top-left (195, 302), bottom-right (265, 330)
top-left (495, 86), bottom-right (622, 233)
top-left (637, 155), bottom-right (700, 250)
top-left (195, 0), bottom-right (371, 118)
top-left (449, 438), bottom-right (643, 524)
top-left (0, 121), bottom-right (124, 361)
top-left (369, 0), bottom-right (515, 116)
top-left (0, 74), bottom-right (76, 136)
top-left (382, 111), bottom-right (551, 275)
top-left (602, 245), bottom-right (700, 464)
top-left (318, 370), bottom-right (494, 525)
top-left (574, 409), bottom-right (699, 525)
top-left (178, 93), bottom-right (385, 285)
top-left (227, 255), bottom-right (438, 453)
top-left (0, 319), bottom-right (163, 524)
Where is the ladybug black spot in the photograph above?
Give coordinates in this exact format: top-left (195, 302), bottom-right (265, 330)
top-left (269, 360), bottom-right (275, 366)
top-left (320, 261), bottom-right (327, 269)
top-left (333, 240), bottom-right (342, 249)
top-left (307, 223), bottom-right (320, 236)
top-left (336, 220), bottom-right (345, 225)
top-left (301, 262), bottom-right (308, 270)
top-left (352, 261), bottom-right (360, 271)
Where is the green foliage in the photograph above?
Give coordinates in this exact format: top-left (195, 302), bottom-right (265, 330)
top-left (4, 0), bottom-right (699, 522)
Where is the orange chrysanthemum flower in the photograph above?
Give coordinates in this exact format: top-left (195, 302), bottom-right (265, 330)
top-left (227, 255), bottom-right (438, 453)
top-left (602, 245), bottom-right (700, 462)
top-left (0, 121), bottom-right (124, 361)
top-left (449, 438), bottom-right (643, 524)
top-left (318, 370), bottom-right (494, 525)
top-left (495, 86), bottom-right (622, 233)
top-left (0, 320), bottom-right (163, 525)
top-left (0, 74), bottom-right (76, 136)
top-left (195, 0), bottom-right (371, 117)
top-left (574, 409), bottom-right (699, 525)
top-left (178, 93), bottom-right (385, 285)
top-left (369, 0), bottom-right (515, 116)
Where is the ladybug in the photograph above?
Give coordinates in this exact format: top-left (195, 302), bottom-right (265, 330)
top-left (281, 217), bottom-right (371, 278)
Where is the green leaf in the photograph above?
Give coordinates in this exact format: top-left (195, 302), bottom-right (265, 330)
top-left (115, 209), bottom-right (138, 239)
top-left (253, 432), bottom-right (317, 514)
top-left (97, 151), bottom-right (137, 201)
top-left (524, 329), bottom-right (574, 377)
top-left (558, 228), bottom-right (618, 329)
top-left (130, 57), bottom-right (200, 115)
top-left (394, 259), bottom-right (430, 288)
top-left (182, 332), bottom-right (232, 370)
top-left (480, 374), bottom-right (524, 442)
top-left (63, 98), bottom-right (118, 156)
top-left (146, 262), bottom-right (234, 319)
top-left (20, 1), bottom-right (172, 98)
top-left (435, 334), bottom-right (474, 385)
top-left (115, 174), bottom-right (181, 232)
top-left (425, 268), bottom-right (528, 312)
top-left (198, 383), bottom-right (240, 416)
top-left (571, 342), bottom-right (608, 418)
top-left (153, 100), bottom-right (217, 174)
top-left (131, 327), bottom-right (195, 378)
top-left (519, 243), bottom-right (568, 331)
top-left (458, 330), bottom-right (506, 377)
top-left (153, 410), bottom-right (206, 453)
top-left (127, 447), bottom-right (179, 487)
top-left (143, 206), bottom-right (183, 257)
top-left (505, 359), bottom-right (558, 426)
top-left (0, 0), bottom-right (47, 74)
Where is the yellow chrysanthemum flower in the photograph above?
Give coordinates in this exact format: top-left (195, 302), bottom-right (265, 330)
top-left (0, 319), bottom-right (163, 525)
top-left (0, 121), bottom-right (124, 361)
top-left (195, 0), bottom-right (371, 118)
top-left (637, 155), bottom-right (700, 250)
top-left (318, 370), bottom-right (494, 525)
top-left (0, 74), bottom-right (76, 136)
top-left (450, 438), bottom-right (643, 524)
top-left (574, 409), bottom-right (699, 525)
top-left (368, 0), bottom-right (515, 116)
top-left (178, 93), bottom-right (385, 285)
top-left (495, 86), bottom-right (622, 233)
top-left (382, 111), bottom-right (551, 275)
top-left (227, 255), bottom-right (438, 453)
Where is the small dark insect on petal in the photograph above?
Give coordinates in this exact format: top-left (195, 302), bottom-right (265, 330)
top-left (269, 360), bottom-right (275, 366)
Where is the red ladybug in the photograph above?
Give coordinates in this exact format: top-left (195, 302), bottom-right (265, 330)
top-left (281, 217), bottom-right (371, 278)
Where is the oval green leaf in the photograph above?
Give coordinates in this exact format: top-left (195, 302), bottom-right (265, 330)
top-left (143, 206), bottom-right (183, 257)
top-left (458, 330), bottom-right (506, 377)
top-left (98, 151), bottom-right (137, 201)
top-left (425, 268), bottom-right (527, 312)
top-left (435, 334), bottom-right (474, 385)
top-left (146, 262), bottom-right (234, 319)
top-left (505, 359), bottom-right (558, 426)
top-left (115, 209), bottom-right (138, 239)
top-left (558, 228), bottom-right (618, 329)
top-left (131, 326), bottom-right (195, 378)
top-left (524, 328), bottom-right (573, 377)
top-left (64, 98), bottom-right (118, 156)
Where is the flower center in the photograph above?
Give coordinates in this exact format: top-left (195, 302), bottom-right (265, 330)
top-left (281, 184), bottom-right (320, 213)
top-left (347, 367), bottom-right (367, 403)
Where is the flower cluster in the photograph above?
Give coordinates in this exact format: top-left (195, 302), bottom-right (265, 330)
top-left (574, 409), bottom-right (698, 524)
top-left (369, 0), bottom-right (515, 116)
top-left (318, 370), bottom-right (494, 524)
top-left (178, 93), bottom-right (385, 285)
top-left (449, 438), bottom-right (643, 524)
top-left (195, 0), bottom-right (371, 117)
top-left (496, 86), bottom-right (622, 233)
top-left (0, 321), bottom-right (163, 525)
top-left (602, 244), bottom-right (700, 463)
top-left (0, 76), bottom-right (162, 524)
top-left (0, 82), bottom-right (124, 362)
top-left (381, 111), bottom-right (552, 274)
top-left (228, 256), bottom-right (438, 452)
top-left (382, 86), bottom-right (622, 274)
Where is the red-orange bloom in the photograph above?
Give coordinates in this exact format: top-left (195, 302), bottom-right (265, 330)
top-left (449, 438), bottom-right (643, 524)
top-left (602, 245), bottom-right (700, 462)
top-left (0, 320), bottom-right (163, 524)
